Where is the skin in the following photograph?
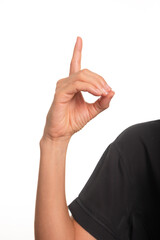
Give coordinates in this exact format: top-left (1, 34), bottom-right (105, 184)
top-left (34, 36), bottom-right (115, 240)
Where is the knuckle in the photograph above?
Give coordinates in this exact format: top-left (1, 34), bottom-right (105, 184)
top-left (101, 78), bottom-right (106, 86)
top-left (77, 69), bottom-right (88, 79)
top-left (56, 78), bottom-right (65, 87)
top-left (82, 68), bottom-right (89, 74)
top-left (56, 81), bottom-right (60, 89)
top-left (76, 70), bottom-right (83, 79)
top-left (73, 80), bottom-right (79, 87)
top-left (71, 59), bottom-right (80, 64)
top-left (72, 79), bottom-right (76, 86)
top-left (99, 77), bottom-right (106, 87)
top-left (55, 79), bottom-right (64, 92)
top-left (70, 61), bottom-right (72, 67)
top-left (97, 74), bottom-right (105, 84)
top-left (70, 60), bottom-right (74, 67)
top-left (56, 79), bottom-right (62, 86)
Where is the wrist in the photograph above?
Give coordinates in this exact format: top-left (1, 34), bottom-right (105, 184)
top-left (40, 134), bottom-right (71, 149)
top-left (39, 135), bottom-right (70, 164)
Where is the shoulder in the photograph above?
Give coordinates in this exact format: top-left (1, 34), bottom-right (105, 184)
top-left (112, 119), bottom-right (160, 156)
top-left (114, 119), bottom-right (160, 144)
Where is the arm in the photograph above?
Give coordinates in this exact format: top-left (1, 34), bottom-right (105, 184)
top-left (34, 135), bottom-right (96, 240)
top-left (34, 36), bottom-right (115, 240)
top-left (34, 136), bottom-right (75, 240)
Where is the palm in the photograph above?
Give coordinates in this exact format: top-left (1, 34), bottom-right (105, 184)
top-left (45, 92), bottom-right (90, 139)
top-left (68, 91), bottom-right (95, 132)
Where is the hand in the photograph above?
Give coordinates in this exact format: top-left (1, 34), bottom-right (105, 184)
top-left (42, 36), bottom-right (115, 142)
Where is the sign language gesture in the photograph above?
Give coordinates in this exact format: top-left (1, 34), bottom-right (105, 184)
top-left (42, 37), bottom-right (115, 142)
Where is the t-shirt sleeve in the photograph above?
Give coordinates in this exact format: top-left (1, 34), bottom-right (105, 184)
top-left (67, 141), bottom-right (132, 240)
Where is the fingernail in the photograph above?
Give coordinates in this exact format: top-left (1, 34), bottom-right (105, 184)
top-left (94, 88), bottom-right (102, 94)
top-left (102, 88), bottom-right (109, 94)
top-left (105, 83), bottom-right (112, 91)
top-left (76, 36), bottom-right (81, 50)
top-left (111, 91), bottom-right (115, 97)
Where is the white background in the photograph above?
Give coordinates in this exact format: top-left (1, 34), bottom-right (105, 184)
top-left (0, 0), bottom-right (160, 239)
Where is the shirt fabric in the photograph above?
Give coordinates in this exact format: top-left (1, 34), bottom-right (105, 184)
top-left (68, 119), bottom-right (160, 240)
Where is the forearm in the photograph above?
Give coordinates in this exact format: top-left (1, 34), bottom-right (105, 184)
top-left (34, 136), bottom-right (75, 240)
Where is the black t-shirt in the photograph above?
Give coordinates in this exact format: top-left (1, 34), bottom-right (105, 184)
top-left (68, 119), bottom-right (160, 240)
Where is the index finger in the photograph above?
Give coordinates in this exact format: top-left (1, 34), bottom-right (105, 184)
top-left (69, 36), bottom-right (82, 75)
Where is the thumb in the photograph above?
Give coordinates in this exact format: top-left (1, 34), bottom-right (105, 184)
top-left (88, 90), bottom-right (115, 118)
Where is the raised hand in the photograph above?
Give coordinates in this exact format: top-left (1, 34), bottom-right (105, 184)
top-left (42, 37), bottom-right (115, 142)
